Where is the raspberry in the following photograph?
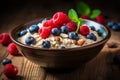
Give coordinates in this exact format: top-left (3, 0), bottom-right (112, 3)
top-left (65, 21), bottom-right (77, 32)
top-left (43, 19), bottom-right (61, 29)
top-left (80, 15), bottom-right (89, 19)
top-left (43, 19), bottom-right (54, 27)
top-left (79, 25), bottom-right (90, 36)
top-left (7, 43), bottom-right (19, 56)
top-left (0, 33), bottom-right (12, 46)
top-left (38, 26), bottom-right (51, 39)
top-left (94, 15), bottom-right (105, 24)
top-left (53, 12), bottom-right (70, 26)
top-left (3, 64), bottom-right (18, 77)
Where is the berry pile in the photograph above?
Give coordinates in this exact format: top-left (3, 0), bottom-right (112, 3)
top-left (17, 11), bottom-right (104, 49)
top-left (0, 32), bottom-right (19, 77)
top-left (107, 21), bottom-right (120, 31)
top-left (38, 12), bottom-right (74, 39)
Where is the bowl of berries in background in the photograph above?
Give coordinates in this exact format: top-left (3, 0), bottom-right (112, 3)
top-left (10, 9), bottom-right (111, 70)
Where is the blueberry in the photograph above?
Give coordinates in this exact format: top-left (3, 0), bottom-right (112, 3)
top-left (19, 30), bottom-right (27, 36)
top-left (51, 28), bottom-right (60, 36)
top-left (96, 29), bottom-right (103, 36)
top-left (41, 40), bottom-right (51, 48)
top-left (59, 45), bottom-right (65, 49)
top-left (29, 25), bottom-right (39, 33)
top-left (86, 33), bottom-right (96, 41)
top-left (25, 36), bottom-right (36, 45)
top-left (2, 58), bottom-right (12, 66)
top-left (112, 24), bottom-right (120, 31)
top-left (107, 21), bottom-right (116, 28)
top-left (89, 26), bottom-right (96, 31)
top-left (69, 32), bottom-right (79, 40)
top-left (60, 26), bottom-right (69, 34)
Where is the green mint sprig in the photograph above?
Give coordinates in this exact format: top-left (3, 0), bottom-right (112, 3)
top-left (68, 9), bottom-right (82, 33)
top-left (76, 2), bottom-right (101, 19)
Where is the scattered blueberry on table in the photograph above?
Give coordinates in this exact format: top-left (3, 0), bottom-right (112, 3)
top-left (2, 58), bottom-right (12, 66)
top-left (107, 21), bottom-right (120, 31)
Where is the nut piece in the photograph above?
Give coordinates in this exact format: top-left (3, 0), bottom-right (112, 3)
top-left (72, 40), bottom-right (77, 45)
top-left (54, 36), bottom-right (60, 41)
top-left (77, 39), bottom-right (85, 46)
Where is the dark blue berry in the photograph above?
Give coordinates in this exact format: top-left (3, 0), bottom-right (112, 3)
top-left (96, 29), bottom-right (103, 36)
top-left (68, 32), bottom-right (79, 40)
top-left (112, 24), bottom-right (120, 31)
top-left (107, 21), bottom-right (116, 28)
top-left (19, 30), bottom-right (27, 36)
top-left (51, 28), bottom-right (60, 36)
top-left (41, 40), bottom-right (51, 48)
top-left (59, 45), bottom-right (65, 49)
top-left (25, 36), bottom-right (36, 45)
top-left (113, 55), bottom-right (120, 64)
top-left (2, 58), bottom-right (12, 66)
top-left (60, 26), bottom-right (69, 34)
top-left (29, 25), bottom-right (39, 33)
top-left (86, 33), bottom-right (96, 41)
top-left (89, 26), bottom-right (96, 31)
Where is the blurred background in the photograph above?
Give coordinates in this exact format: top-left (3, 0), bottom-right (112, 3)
top-left (0, 0), bottom-right (120, 31)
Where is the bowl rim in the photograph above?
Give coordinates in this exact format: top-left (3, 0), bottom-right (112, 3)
top-left (10, 18), bottom-right (111, 51)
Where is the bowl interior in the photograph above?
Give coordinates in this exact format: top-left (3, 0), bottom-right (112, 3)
top-left (11, 18), bottom-right (110, 50)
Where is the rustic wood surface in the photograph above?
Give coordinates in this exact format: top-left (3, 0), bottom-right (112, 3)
top-left (0, 1), bottom-right (120, 80)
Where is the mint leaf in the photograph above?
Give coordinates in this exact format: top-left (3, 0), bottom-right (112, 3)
top-left (76, 18), bottom-right (82, 33)
top-left (76, 2), bottom-right (91, 16)
top-left (90, 9), bottom-right (101, 19)
top-left (68, 9), bottom-right (79, 23)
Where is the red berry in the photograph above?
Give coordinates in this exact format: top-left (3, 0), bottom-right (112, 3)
top-left (94, 15), bottom-right (105, 24)
top-left (53, 12), bottom-right (70, 26)
top-left (43, 19), bottom-right (55, 28)
top-left (65, 21), bottom-right (77, 32)
top-left (80, 15), bottom-right (89, 19)
top-left (7, 43), bottom-right (19, 56)
top-left (3, 64), bottom-right (18, 77)
top-left (79, 25), bottom-right (90, 36)
top-left (38, 26), bottom-right (51, 39)
top-left (0, 33), bottom-right (12, 46)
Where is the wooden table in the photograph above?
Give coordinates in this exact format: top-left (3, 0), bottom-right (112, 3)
top-left (0, 1), bottom-right (120, 80)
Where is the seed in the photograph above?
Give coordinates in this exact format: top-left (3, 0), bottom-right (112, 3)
top-left (77, 39), bottom-right (85, 46)
top-left (54, 36), bottom-right (60, 41)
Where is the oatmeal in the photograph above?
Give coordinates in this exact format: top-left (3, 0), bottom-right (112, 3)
top-left (17, 12), bottom-right (103, 49)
